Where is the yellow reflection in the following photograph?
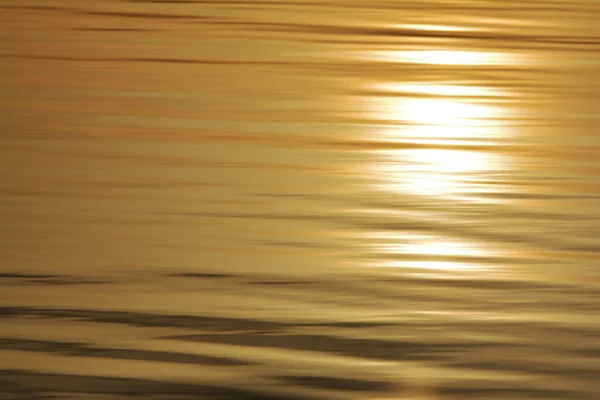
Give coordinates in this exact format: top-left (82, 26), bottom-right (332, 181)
top-left (373, 148), bottom-right (500, 198)
top-left (364, 232), bottom-right (492, 274)
top-left (400, 174), bottom-right (456, 197)
top-left (375, 83), bottom-right (503, 98)
top-left (401, 149), bottom-right (494, 173)
top-left (371, 50), bottom-right (513, 66)
top-left (398, 24), bottom-right (472, 32)
top-left (378, 124), bottom-right (502, 141)
top-left (366, 79), bottom-right (507, 199)
top-left (374, 97), bottom-right (500, 126)
top-left (376, 260), bottom-right (486, 272)
top-left (366, 232), bottom-right (487, 258)
top-left (405, 240), bottom-right (485, 257)
top-left (369, 83), bottom-right (506, 141)
top-left (359, 45), bottom-right (515, 275)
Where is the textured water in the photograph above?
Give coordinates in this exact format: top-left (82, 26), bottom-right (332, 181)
top-left (1, 0), bottom-right (599, 399)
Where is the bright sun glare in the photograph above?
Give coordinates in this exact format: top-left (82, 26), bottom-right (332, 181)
top-left (361, 41), bottom-right (515, 274)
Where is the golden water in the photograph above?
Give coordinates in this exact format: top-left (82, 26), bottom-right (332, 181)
top-left (1, 0), bottom-right (599, 399)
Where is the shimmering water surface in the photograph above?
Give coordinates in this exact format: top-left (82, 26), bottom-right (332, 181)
top-left (1, 0), bottom-right (599, 399)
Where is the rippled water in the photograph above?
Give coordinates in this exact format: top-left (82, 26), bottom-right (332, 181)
top-left (1, 0), bottom-right (599, 399)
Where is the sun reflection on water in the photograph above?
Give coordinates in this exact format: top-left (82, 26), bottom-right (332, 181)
top-left (371, 148), bottom-right (503, 198)
top-left (370, 232), bottom-right (487, 258)
top-left (370, 49), bottom-right (517, 66)
top-left (375, 82), bottom-right (504, 98)
top-left (360, 45), bottom-right (516, 275)
top-left (370, 89), bottom-right (506, 139)
top-left (397, 24), bottom-right (474, 32)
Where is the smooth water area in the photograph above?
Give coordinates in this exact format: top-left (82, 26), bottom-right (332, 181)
top-left (0, 0), bottom-right (599, 399)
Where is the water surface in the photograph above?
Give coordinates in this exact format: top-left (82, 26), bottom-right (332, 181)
top-left (1, 0), bottom-right (599, 399)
